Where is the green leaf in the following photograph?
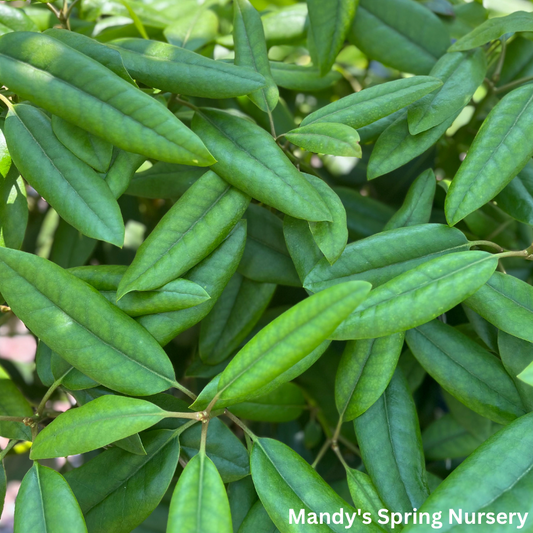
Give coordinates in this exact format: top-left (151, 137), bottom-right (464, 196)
top-left (239, 204), bottom-right (300, 287)
top-left (306, 0), bottom-right (358, 76)
top-left (270, 62), bottom-right (342, 92)
top-left (498, 331), bottom-right (533, 411)
top-left (301, 76), bottom-right (443, 129)
top-left (50, 350), bottom-right (98, 391)
top-left (0, 459), bottom-right (5, 518)
top-left (335, 333), bottom-right (405, 421)
top-left (262, 3), bottom-right (308, 46)
top-left (138, 220), bottom-right (247, 346)
top-left (233, 0), bottom-right (279, 113)
top-left (446, 84), bottom-right (533, 226)
top-left (406, 320), bottom-right (525, 424)
top-left (449, 10), bottom-right (533, 52)
top-left (0, 4), bottom-right (38, 34)
top-left (403, 413), bottom-right (533, 533)
top-left (496, 161), bottom-right (533, 225)
top-left (304, 224), bottom-right (469, 293)
top-left (65, 429), bottom-right (180, 533)
top-left (229, 382), bottom-right (306, 422)
top-left (251, 437), bottom-right (382, 532)
top-left (104, 149), bottom-right (146, 199)
top-left (163, 6), bottom-right (218, 51)
top-left (464, 272), bottom-right (533, 344)
top-left (239, 501), bottom-right (279, 533)
top-left (49, 219), bottom-right (97, 269)
top-left (5, 104), bottom-right (124, 246)
top-left (368, 110), bottom-right (457, 180)
top-left (117, 171), bottom-right (249, 297)
top-left (14, 463), bottom-right (87, 533)
top-left (354, 368), bottom-right (429, 513)
top-left (349, 0), bottom-right (450, 75)
top-left (200, 273), bottom-right (275, 365)
top-left (167, 453), bottom-right (232, 533)
top-left (112, 38), bottom-right (267, 99)
top-left (217, 280), bottom-right (371, 403)
top-left (31, 396), bottom-right (169, 459)
top-left (52, 116), bottom-right (113, 173)
top-left (0, 164), bottom-right (27, 250)
top-left (0, 247), bottom-right (177, 395)
top-left (332, 251), bottom-right (498, 340)
top-left (284, 123), bottom-right (361, 158)
top-left (229, 477), bottom-right (258, 532)
top-left (0, 366), bottom-right (33, 440)
top-left (408, 50), bottom-right (486, 135)
top-left (0, 32), bottom-right (214, 166)
top-left (192, 109), bottom-right (331, 222)
top-left (384, 169), bottom-right (436, 230)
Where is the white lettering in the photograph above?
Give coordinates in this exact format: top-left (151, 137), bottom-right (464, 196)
top-left (518, 513), bottom-right (528, 529)
top-left (449, 509), bottom-right (462, 524)
top-left (289, 509), bottom-right (305, 524)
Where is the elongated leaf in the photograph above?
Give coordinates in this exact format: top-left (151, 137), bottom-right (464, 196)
top-left (168, 453), bottom-right (232, 533)
top-left (229, 477), bottom-right (258, 532)
top-left (336, 333), bottom-right (404, 421)
top-left (305, 224), bottom-right (469, 293)
top-left (496, 161), bottom-right (533, 225)
top-left (404, 413), bottom-right (533, 533)
top-left (217, 281), bottom-right (371, 402)
top-left (0, 32), bottom-right (214, 166)
top-left (285, 123), bottom-right (361, 158)
top-left (50, 350), bottom-right (98, 391)
top-left (464, 272), bottom-right (533, 344)
top-left (384, 169), bottom-right (436, 230)
top-left (5, 104), bottom-right (124, 246)
top-left (163, 6), bottom-right (218, 50)
top-left (251, 437), bottom-right (383, 532)
top-left (239, 500), bottom-right (279, 533)
top-left (118, 171), bottom-right (249, 297)
top-left (104, 149), bottom-right (146, 199)
top-left (0, 165), bottom-right (27, 250)
top-left (301, 76), bottom-right (442, 128)
top-left (408, 50), bottom-right (486, 135)
top-left (0, 366), bottom-right (33, 441)
top-left (307, 0), bottom-right (357, 75)
top-left (14, 463), bottom-right (87, 533)
top-left (354, 369), bottom-right (429, 513)
top-left (31, 396), bottom-right (168, 459)
top-left (49, 219), bottom-right (97, 269)
top-left (0, 459), bottom-right (5, 518)
top-left (349, 0), bottom-right (450, 75)
top-left (270, 62), bottom-right (342, 92)
top-left (406, 320), bottom-right (524, 424)
top-left (0, 4), bottom-right (38, 34)
top-left (332, 251), bottom-right (498, 340)
top-left (65, 429), bottom-right (180, 533)
top-left (192, 109), bottom-right (331, 222)
top-left (446, 84), bottom-right (533, 225)
top-left (112, 38), bottom-right (266, 99)
top-left (138, 221), bottom-right (247, 346)
top-left (0, 247), bottom-right (176, 395)
top-left (200, 273), bottom-right (275, 365)
top-left (52, 116), bottom-right (113, 173)
top-left (449, 10), bottom-right (533, 52)
top-left (233, 0), bottom-right (278, 113)
top-left (262, 3), bottom-right (308, 45)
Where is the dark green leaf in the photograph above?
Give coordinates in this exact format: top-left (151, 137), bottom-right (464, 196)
top-left (0, 365), bottom-right (33, 441)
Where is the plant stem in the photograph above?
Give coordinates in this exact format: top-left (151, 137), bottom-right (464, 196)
top-left (0, 440), bottom-right (17, 461)
top-left (469, 240), bottom-right (504, 252)
top-left (337, 434), bottom-right (361, 457)
top-left (311, 438), bottom-right (331, 469)
top-left (495, 75), bottom-right (533, 94)
top-left (492, 38), bottom-right (506, 83)
top-left (172, 381), bottom-right (197, 401)
top-left (37, 376), bottom-right (65, 416)
top-left (496, 250), bottom-right (531, 260)
top-left (174, 96), bottom-right (199, 112)
top-left (0, 416), bottom-right (26, 423)
top-left (224, 409), bottom-right (256, 441)
top-left (0, 305), bottom-right (11, 313)
top-left (199, 418), bottom-right (209, 455)
top-left (0, 93), bottom-right (14, 111)
top-left (45, 2), bottom-right (62, 20)
top-left (166, 411), bottom-right (203, 420)
top-left (267, 109), bottom-right (276, 138)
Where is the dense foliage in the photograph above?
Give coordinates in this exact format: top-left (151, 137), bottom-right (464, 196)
top-left (1, 0), bottom-right (533, 531)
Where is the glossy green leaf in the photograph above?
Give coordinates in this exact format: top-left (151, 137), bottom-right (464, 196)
top-left (229, 477), bottom-right (258, 532)
top-left (498, 331), bottom-right (533, 411)
top-left (0, 4), bottom-right (38, 34)
top-left (217, 280), bottom-right (371, 402)
top-left (240, 501), bottom-right (279, 532)
top-left (138, 221), bottom-right (246, 346)
top-left (14, 463), bottom-right (87, 533)
top-left (0, 32), bottom-right (214, 166)
top-left (50, 350), bottom-right (99, 391)
top-left (449, 10), bottom-right (533, 52)
top-left (52, 116), bottom-right (113, 173)
top-left (332, 251), bottom-right (498, 341)
top-left (251, 437), bottom-right (382, 532)
top-left (112, 38), bottom-right (267, 99)
top-left (167, 453), bottom-right (232, 533)
top-left (349, 0), bottom-right (450, 75)
top-left (0, 246), bottom-right (177, 394)
top-left (406, 320), bottom-right (525, 424)
top-left (408, 50), bottom-right (486, 135)
top-left (464, 271), bottom-right (533, 344)
top-left (5, 104), bottom-right (124, 246)
top-left (200, 273), bottom-right (275, 365)
top-left (496, 161), bottom-right (533, 225)
top-left (233, 0), bottom-right (278, 113)
top-left (301, 76), bottom-right (443, 128)
top-left (285, 123), bottom-right (361, 158)
top-left (335, 333), bottom-right (404, 421)
top-left (262, 3), bottom-right (307, 46)
top-left (384, 169), bottom-right (436, 230)
top-left (65, 429), bottom-right (180, 533)
top-left (192, 109), bottom-right (331, 222)
top-left (270, 62), bottom-right (342, 92)
top-left (31, 396), bottom-right (168, 459)
top-left (0, 366), bottom-right (33, 441)
top-left (462, 305), bottom-right (499, 353)
top-left (239, 204), bottom-right (300, 287)
top-left (163, 6), bottom-right (218, 51)
top-left (118, 171), bottom-right (249, 297)
top-left (444, 390), bottom-right (494, 440)
top-left (0, 164), bottom-right (27, 250)
top-left (354, 369), bottom-right (429, 513)
top-left (305, 224), bottom-right (468, 293)
top-left (306, 0), bottom-right (358, 76)
top-left (104, 149), bottom-right (146, 199)
top-left (404, 413), bottom-right (533, 533)
top-left (446, 84), bottom-right (533, 226)
top-left (49, 219), bottom-right (97, 269)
